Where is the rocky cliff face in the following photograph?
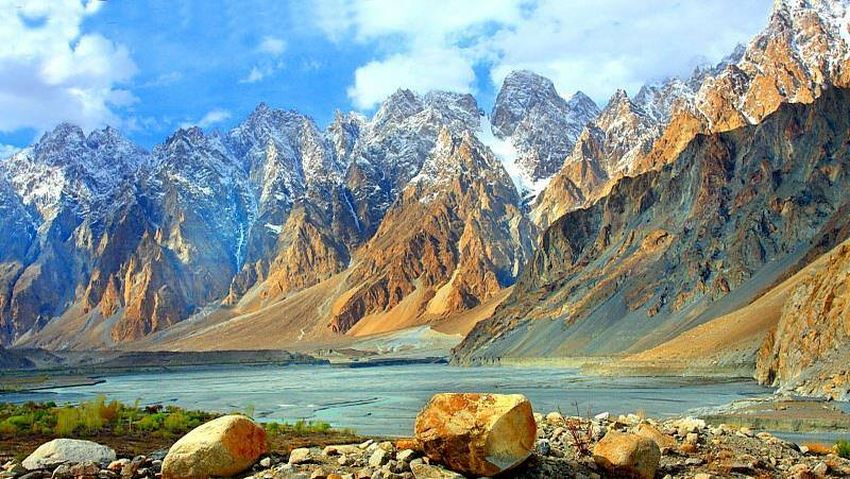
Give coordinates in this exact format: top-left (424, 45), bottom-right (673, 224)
top-left (329, 130), bottom-right (533, 334)
top-left (638, 0), bottom-right (850, 173)
top-left (0, 85), bottom-right (532, 348)
top-left (530, 47), bottom-right (747, 230)
top-left (454, 87), bottom-right (850, 363)
top-left (756, 239), bottom-right (850, 400)
top-left (3, 0), bottom-right (849, 356)
top-left (531, 89), bottom-right (661, 229)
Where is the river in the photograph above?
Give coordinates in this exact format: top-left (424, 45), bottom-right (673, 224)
top-left (3, 363), bottom-right (777, 436)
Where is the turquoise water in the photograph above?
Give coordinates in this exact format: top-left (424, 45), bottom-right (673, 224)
top-left (4, 363), bottom-right (772, 436)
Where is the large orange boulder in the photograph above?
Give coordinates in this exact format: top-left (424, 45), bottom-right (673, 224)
top-left (413, 393), bottom-right (536, 476)
top-left (593, 430), bottom-right (661, 479)
top-left (162, 415), bottom-right (267, 479)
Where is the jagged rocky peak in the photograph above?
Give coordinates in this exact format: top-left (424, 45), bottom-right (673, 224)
top-left (371, 88), bottom-right (424, 127)
top-left (491, 70), bottom-right (561, 136)
top-left (328, 110), bottom-right (365, 163)
top-left (489, 70), bottom-right (600, 183)
top-left (421, 90), bottom-right (481, 131)
top-left (414, 128), bottom-right (498, 186)
top-left (491, 70), bottom-right (599, 139)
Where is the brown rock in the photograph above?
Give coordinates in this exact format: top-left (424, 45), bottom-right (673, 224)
top-left (592, 430), bottom-right (661, 479)
top-left (394, 439), bottom-right (420, 452)
top-left (161, 415), bottom-right (266, 479)
top-left (635, 423), bottom-right (677, 452)
top-left (414, 393), bottom-right (536, 476)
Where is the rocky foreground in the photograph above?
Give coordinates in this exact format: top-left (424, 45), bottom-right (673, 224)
top-left (3, 393), bottom-right (850, 479)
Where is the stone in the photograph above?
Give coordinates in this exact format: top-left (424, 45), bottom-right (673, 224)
top-left (414, 393), bottom-right (536, 477)
top-left (592, 431), bottom-right (661, 479)
top-left (393, 439), bottom-right (418, 452)
top-left (259, 458), bottom-right (271, 468)
top-left (679, 442), bottom-right (698, 454)
top-left (685, 432), bottom-right (700, 444)
top-left (309, 468), bottom-right (328, 479)
top-left (635, 424), bottom-right (676, 452)
top-left (368, 449), bottom-right (389, 468)
top-left (396, 450), bottom-right (416, 463)
top-left (812, 461), bottom-right (828, 476)
top-left (107, 461), bottom-right (129, 473)
top-left (670, 417), bottom-right (705, 435)
top-left (161, 415), bottom-right (267, 479)
top-left (545, 411), bottom-right (564, 425)
top-left (408, 461), bottom-right (464, 479)
top-left (323, 445), bottom-right (362, 457)
top-left (788, 463), bottom-right (815, 479)
top-left (693, 474), bottom-right (712, 479)
top-left (535, 439), bottom-right (551, 456)
top-left (289, 449), bottom-right (313, 465)
top-left (23, 440), bottom-right (117, 470)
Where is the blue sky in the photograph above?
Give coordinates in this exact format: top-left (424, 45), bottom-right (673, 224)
top-left (0, 0), bottom-right (773, 151)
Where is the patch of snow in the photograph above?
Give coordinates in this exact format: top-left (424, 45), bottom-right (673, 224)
top-left (264, 223), bottom-right (282, 234)
top-left (476, 119), bottom-right (549, 200)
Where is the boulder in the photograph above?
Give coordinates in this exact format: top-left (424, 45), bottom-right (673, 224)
top-left (635, 424), bottom-right (677, 452)
top-left (161, 415), bottom-right (266, 479)
top-left (592, 430), bottom-right (661, 479)
top-left (414, 393), bottom-right (536, 476)
top-left (22, 439), bottom-right (116, 470)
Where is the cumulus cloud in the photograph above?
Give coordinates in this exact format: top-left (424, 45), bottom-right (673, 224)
top-left (0, 0), bottom-right (138, 133)
top-left (315, 0), bottom-right (523, 109)
top-left (240, 36), bottom-right (287, 83)
top-left (347, 48), bottom-right (476, 109)
top-left (311, 0), bottom-right (771, 109)
top-left (180, 108), bottom-right (231, 129)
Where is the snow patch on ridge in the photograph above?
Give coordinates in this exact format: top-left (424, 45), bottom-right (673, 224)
top-left (476, 119), bottom-right (549, 201)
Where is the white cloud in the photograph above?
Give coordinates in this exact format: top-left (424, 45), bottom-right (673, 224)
top-left (180, 108), bottom-right (231, 129)
top-left (241, 66), bottom-right (266, 84)
top-left (0, 0), bottom-right (138, 133)
top-left (315, 0), bottom-right (523, 109)
top-left (258, 36), bottom-right (286, 56)
top-left (141, 71), bottom-right (183, 88)
top-left (240, 36), bottom-right (287, 83)
top-left (311, 0), bottom-right (771, 109)
top-left (485, 0), bottom-right (771, 102)
top-left (348, 48), bottom-right (475, 109)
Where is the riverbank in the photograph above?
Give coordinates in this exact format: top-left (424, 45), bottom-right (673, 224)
top-left (2, 398), bottom-right (849, 479)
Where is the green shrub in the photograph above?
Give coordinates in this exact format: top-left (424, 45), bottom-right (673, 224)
top-left (836, 439), bottom-right (850, 459)
top-left (55, 407), bottom-right (81, 436)
top-left (0, 420), bottom-right (18, 435)
top-left (163, 410), bottom-right (191, 433)
top-left (137, 413), bottom-right (164, 432)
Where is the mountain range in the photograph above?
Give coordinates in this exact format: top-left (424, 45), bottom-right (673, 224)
top-left (1, 0), bottom-right (849, 399)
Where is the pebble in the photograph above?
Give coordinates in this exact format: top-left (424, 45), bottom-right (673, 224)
top-left (289, 448), bottom-right (314, 465)
top-left (367, 449), bottom-right (388, 468)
